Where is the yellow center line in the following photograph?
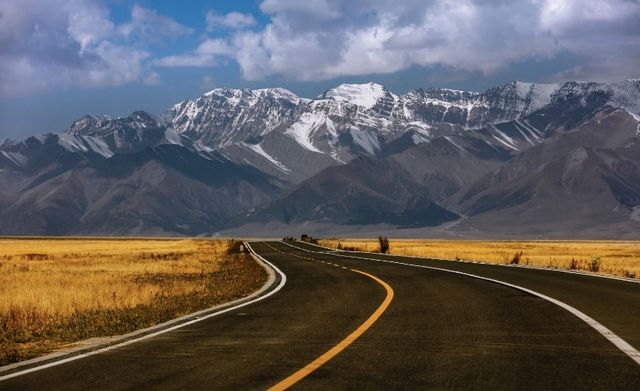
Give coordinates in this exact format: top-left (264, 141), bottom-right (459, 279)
top-left (260, 242), bottom-right (395, 391)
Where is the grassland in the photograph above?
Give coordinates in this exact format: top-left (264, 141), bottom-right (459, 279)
top-left (319, 239), bottom-right (640, 279)
top-left (0, 238), bottom-right (266, 365)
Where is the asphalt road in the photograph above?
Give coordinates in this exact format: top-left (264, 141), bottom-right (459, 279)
top-left (291, 241), bottom-right (640, 352)
top-left (2, 241), bottom-right (640, 390)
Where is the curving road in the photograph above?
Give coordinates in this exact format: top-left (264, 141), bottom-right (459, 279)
top-left (2, 241), bottom-right (640, 390)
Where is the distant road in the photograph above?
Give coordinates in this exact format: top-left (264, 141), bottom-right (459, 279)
top-left (2, 241), bottom-right (640, 390)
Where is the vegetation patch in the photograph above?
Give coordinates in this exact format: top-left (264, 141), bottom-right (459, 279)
top-left (0, 238), bottom-right (266, 366)
top-left (378, 236), bottom-right (390, 254)
top-left (319, 239), bottom-right (640, 279)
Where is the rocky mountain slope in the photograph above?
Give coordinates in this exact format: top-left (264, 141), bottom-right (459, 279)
top-left (451, 108), bottom-right (640, 236)
top-left (0, 135), bottom-right (281, 235)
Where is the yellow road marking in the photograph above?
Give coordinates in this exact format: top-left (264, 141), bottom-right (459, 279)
top-left (260, 243), bottom-right (394, 391)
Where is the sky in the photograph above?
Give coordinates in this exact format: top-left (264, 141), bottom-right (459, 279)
top-left (1, 0), bottom-right (639, 140)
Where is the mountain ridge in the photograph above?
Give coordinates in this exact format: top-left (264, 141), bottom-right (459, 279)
top-left (2, 78), bottom-right (639, 237)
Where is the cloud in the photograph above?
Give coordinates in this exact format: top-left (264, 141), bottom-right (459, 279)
top-left (67, 1), bottom-right (115, 52)
top-left (178, 0), bottom-right (640, 82)
top-left (206, 11), bottom-right (256, 31)
top-left (0, 0), bottom-right (186, 97)
top-left (4, 0), bottom-right (638, 98)
top-left (119, 5), bottom-right (193, 39)
top-left (155, 38), bottom-right (234, 67)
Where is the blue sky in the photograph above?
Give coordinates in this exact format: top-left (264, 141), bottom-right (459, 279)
top-left (1, 0), bottom-right (639, 140)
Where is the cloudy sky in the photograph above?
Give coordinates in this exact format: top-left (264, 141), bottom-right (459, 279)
top-left (1, 0), bottom-right (639, 139)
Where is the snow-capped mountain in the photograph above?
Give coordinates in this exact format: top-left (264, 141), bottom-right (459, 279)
top-left (34, 78), bottom-right (638, 185)
top-left (165, 79), bottom-right (639, 152)
top-left (320, 82), bottom-right (396, 110)
top-left (165, 88), bottom-right (306, 148)
top-left (160, 79), bottom-right (640, 184)
top-left (67, 111), bottom-right (158, 137)
top-left (65, 111), bottom-right (195, 155)
top-left (22, 78), bottom-right (635, 187)
top-left (2, 78), bottom-right (640, 236)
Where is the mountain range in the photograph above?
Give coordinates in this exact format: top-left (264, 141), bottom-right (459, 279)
top-left (1, 79), bottom-right (639, 238)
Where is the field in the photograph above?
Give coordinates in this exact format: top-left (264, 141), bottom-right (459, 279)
top-left (0, 238), bottom-right (266, 365)
top-left (319, 239), bottom-right (640, 279)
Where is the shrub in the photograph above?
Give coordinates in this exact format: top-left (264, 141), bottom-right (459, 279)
top-left (299, 234), bottom-right (318, 244)
top-left (569, 258), bottom-right (580, 270)
top-left (24, 253), bottom-right (49, 261)
top-left (226, 240), bottom-right (244, 254)
top-left (510, 251), bottom-right (523, 265)
top-left (588, 256), bottom-right (602, 273)
top-left (378, 236), bottom-right (390, 254)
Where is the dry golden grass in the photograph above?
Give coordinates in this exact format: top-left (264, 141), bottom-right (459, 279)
top-left (320, 239), bottom-right (640, 279)
top-left (0, 238), bottom-right (266, 365)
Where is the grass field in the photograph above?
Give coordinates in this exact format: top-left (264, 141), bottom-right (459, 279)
top-left (0, 238), bottom-right (266, 365)
top-left (319, 239), bottom-right (640, 279)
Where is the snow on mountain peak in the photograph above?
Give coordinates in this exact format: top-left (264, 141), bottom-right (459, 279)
top-left (609, 79), bottom-right (640, 117)
top-left (202, 87), bottom-right (302, 104)
top-left (321, 82), bottom-right (391, 109)
top-left (202, 87), bottom-right (237, 97)
top-left (515, 81), bottom-right (560, 112)
top-left (66, 114), bottom-right (102, 135)
top-left (254, 87), bottom-right (304, 103)
top-left (510, 80), bottom-right (559, 98)
top-left (480, 81), bottom-right (561, 120)
top-left (158, 79), bottom-right (640, 157)
top-left (513, 81), bottom-right (534, 96)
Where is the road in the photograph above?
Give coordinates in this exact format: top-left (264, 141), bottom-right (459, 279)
top-left (2, 241), bottom-right (640, 390)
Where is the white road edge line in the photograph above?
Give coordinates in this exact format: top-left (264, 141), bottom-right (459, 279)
top-left (0, 242), bottom-right (287, 382)
top-left (281, 241), bottom-right (640, 366)
top-left (300, 241), bottom-right (640, 285)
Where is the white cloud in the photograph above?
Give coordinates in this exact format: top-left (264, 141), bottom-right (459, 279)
top-left (206, 11), bottom-right (256, 31)
top-left (155, 38), bottom-right (234, 67)
top-left (4, 0), bottom-right (638, 97)
top-left (119, 5), bottom-right (193, 39)
top-left (66, 1), bottom-right (115, 52)
top-left (180, 0), bottom-right (640, 82)
top-left (260, 0), bottom-right (341, 20)
top-left (0, 0), bottom-right (187, 97)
